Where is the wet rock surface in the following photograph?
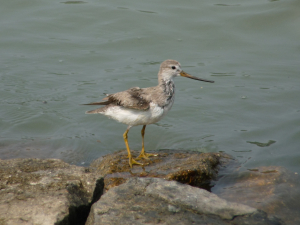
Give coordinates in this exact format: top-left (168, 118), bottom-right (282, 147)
top-left (90, 149), bottom-right (230, 192)
top-left (0, 158), bottom-right (103, 225)
top-left (86, 177), bottom-right (282, 225)
top-left (213, 166), bottom-right (300, 225)
top-left (0, 152), bottom-right (286, 225)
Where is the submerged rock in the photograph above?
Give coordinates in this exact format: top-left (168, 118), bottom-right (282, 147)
top-left (90, 149), bottom-right (231, 192)
top-left (213, 166), bottom-right (300, 225)
top-left (0, 158), bottom-right (103, 225)
top-left (86, 177), bottom-right (282, 225)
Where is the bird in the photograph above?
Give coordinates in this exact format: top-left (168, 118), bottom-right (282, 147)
top-left (84, 60), bottom-right (214, 168)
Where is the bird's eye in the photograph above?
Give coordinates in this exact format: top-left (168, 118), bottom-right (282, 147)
top-left (171, 66), bottom-right (176, 70)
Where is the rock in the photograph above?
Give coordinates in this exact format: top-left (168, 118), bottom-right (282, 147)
top-left (0, 154), bottom-right (285, 225)
top-left (0, 158), bottom-right (103, 225)
top-left (213, 166), bottom-right (300, 225)
top-left (86, 177), bottom-right (282, 225)
top-left (90, 149), bottom-right (231, 192)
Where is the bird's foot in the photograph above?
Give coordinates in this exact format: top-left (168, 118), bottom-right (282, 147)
top-left (129, 157), bottom-right (144, 168)
top-left (136, 152), bottom-right (158, 160)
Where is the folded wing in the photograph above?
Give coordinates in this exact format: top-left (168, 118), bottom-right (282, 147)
top-left (84, 87), bottom-right (150, 113)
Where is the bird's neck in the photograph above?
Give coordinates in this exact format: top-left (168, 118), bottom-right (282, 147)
top-left (160, 78), bottom-right (175, 100)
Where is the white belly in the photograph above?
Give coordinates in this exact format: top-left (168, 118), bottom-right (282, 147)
top-left (102, 102), bottom-right (172, 126)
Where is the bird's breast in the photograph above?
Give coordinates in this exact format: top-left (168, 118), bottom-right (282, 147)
top-left (162, 95), bottom-right (175, 116)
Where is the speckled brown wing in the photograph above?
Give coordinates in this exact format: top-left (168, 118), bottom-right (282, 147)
top-left (84, 87), bottom-right (150, 111)
top-left (108, 87), bottom-right (150, 110)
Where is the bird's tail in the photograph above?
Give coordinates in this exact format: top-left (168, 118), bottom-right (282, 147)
top-left (83, 101), bottom-right (108, 106)
top-left (85, 108), bottom-right (105, 114)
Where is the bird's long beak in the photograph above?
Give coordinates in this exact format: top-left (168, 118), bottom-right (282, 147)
top-left (180, 71), bottom-right (214, 83)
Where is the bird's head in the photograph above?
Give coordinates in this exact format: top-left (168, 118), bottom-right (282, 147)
top-left (159, 59), bottom-right (214, 83)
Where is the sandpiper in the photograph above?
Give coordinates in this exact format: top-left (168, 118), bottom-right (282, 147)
top-left (84, 60), bottom-right (214, 168)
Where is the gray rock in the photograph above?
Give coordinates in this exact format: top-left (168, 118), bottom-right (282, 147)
top-left (86, 177), bottom-right (282, 225)
top-left (0, 158), bottom-right (103, 225)
top-left (144, 178), bottom-right (256, 219)
top-left (0, 156), bottom-right (283, 225)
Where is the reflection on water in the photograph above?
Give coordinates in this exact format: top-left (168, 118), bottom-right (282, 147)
top-left (210, 72), bottom-right (236, 76)
top-left (247, 140), bottom-right (276, 147)
top-left (0, 141), bottom-right (85, 165)
top-left (61, 1), bottom-right (87, 4)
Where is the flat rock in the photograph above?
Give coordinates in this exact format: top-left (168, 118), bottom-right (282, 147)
top-left (90, 149), bottom-right (231, 192)
top-left (86, 177), bottom-right (282, 225)
top-left (0, 158), bottom-right (103, 225)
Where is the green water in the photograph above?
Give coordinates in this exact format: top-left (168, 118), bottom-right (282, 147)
top-left (1, 0), bottom-right (299, 176)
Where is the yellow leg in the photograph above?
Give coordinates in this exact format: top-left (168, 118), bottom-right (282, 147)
top-left (136, 125), bottom-right (158, 160)
top-left (123, 127), bottom-right (143, 168)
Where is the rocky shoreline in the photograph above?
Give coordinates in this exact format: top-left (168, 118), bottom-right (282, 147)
top-left (0, 150), bottom-right (286, 225)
